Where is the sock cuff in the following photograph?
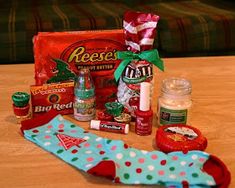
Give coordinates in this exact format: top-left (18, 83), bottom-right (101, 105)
top-left (203, 155), bottom-right (231, 188)
top-left (20, 110), bottom-right (59, 134)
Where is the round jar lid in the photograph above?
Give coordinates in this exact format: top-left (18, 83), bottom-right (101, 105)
top-left (12, 92), bottom-right (30, 107)
top-left (114, 113), bottom-right (131, 123)
top-left (156, 124), bottom-right (207, 153)
top-left (161, 77), bottom-right (192, 96)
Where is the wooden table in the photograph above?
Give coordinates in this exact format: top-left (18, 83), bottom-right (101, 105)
top-left (0, 56), bottom-right (234, 188)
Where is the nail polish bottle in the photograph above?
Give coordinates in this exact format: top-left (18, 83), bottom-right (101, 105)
top-left (135, 82), bottom-right (153, 136)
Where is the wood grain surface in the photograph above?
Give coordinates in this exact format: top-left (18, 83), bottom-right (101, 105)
top-left (0, 56), bottom-right (234, 188)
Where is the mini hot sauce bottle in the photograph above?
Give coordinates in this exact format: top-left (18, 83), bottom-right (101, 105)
top-left (74, 68), bottom-right (96, 121)
top-left (12, 92), bottom-right (31, 123)
top-left (135, 82), bottom-right (153, 136)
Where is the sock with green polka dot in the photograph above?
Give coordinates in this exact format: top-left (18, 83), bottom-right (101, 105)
top-left (21, 111), bottom-right (230, 188)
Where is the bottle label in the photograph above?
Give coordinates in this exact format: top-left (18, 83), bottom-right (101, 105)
top-left (74, 97), bottom-right (96, 121)
top-left (159, 107), bottom-right (187, 125)
top-left (135, 115), bottom-right (153, 136)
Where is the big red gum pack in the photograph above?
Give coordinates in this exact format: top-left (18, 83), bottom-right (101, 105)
top-left (30, 82), bottom-right (74, 117)
top-left (33, 30), bottom-right (125, 108)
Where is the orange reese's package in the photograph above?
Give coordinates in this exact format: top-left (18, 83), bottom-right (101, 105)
top-left (33, 30), bottom-right (125, 108)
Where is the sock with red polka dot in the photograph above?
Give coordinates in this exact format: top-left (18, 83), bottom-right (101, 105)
top-left (21, 112), bottom-right (230, 188)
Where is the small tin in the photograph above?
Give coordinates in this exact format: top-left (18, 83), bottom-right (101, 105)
top-left (114, 113), bottom-right (131, 124)
top-left (156, 124), bottom-right (207, 153)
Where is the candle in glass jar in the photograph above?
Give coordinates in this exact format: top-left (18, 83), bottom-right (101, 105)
top-left (157, 78), bottom-right (192, 126)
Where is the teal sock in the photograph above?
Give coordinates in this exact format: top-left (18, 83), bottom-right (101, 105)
top-left (21, 112), bottom-right (230, 187)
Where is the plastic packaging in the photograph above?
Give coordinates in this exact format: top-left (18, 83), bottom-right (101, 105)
top-left (33, 30), bottom-right (125, 108)
top-left (116, 11), bottom-right (163, 117)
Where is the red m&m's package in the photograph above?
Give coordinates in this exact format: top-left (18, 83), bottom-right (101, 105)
top-left (116, 11), bottom-right (164, 116)
top-left (30, 82), bottom-right (74, 117)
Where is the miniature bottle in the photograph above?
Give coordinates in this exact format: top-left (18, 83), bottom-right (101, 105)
top-left (158, 77), bottom-right (192, 126)
top-left (12, 92), bottom-right (31, 123)
top-left (74, 69), bottom-right (96, 121)
top-left (135, 82), bottom-right (153, 136)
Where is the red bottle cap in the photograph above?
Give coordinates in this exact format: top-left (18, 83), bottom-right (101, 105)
top-left (156, 124), bottom-right (207, 153)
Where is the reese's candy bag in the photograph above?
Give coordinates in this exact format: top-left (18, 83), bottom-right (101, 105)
top-left (33, 30), bottom-right (125, 108)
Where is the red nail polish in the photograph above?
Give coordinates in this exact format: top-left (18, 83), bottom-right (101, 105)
top-left (135, 82), bottom-right (153, 136)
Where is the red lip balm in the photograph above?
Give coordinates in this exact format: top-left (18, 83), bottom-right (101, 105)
top-left (135, 82), bottom-right (153, 136)
top-left (90, 120), bottom-right (129, 134)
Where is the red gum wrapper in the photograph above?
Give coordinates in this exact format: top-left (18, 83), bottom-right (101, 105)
top-left (30, 82), bottom-right (74, 117)
top-left (123, 11), bottom-right (159, 52)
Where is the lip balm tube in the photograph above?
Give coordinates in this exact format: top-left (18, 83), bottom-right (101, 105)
top-left (90, 120), bottom-right (129, 134)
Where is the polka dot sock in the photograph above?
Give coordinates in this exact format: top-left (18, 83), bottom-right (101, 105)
top-left (21, 112), bottom-right (230, 188)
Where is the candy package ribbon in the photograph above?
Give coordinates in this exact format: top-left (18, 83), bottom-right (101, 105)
top-left (21, 111), bottom-right (230, 187)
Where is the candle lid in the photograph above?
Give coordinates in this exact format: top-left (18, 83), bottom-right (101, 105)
top-left (161, 77), bottom-right (192, 96)
top-left (12, 92), bottom-right (30, 107)
top-left (156, 124), bottom-right (207, 153)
